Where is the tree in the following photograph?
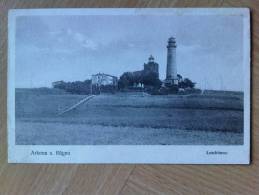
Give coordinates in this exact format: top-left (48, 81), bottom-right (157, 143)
top-left (118, 72), bottom-right (131, 89)
top-left (118, 70), bottom-right (162, 90)
top-left (179, 78), bottom-right (195, 89)
top-left (142, 71), bottom-right (161, 87)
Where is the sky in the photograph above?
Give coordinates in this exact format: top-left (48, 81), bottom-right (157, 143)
top-left (15, 14), bottom-right (244, 91)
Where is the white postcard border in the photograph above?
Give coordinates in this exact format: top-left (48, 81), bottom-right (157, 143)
top-left (8, 8), bottom-right (250, 164)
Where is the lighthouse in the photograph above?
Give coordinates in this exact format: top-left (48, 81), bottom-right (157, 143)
top-left (165, 37), bottom-right (178, 86)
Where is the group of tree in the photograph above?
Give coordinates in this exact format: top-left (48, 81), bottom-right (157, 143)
top-left (118, 72), bottom-right (195, 90)
top-left (118, 70), bottom-right (161, 90)
top-left (52, 79), bottom-right (117, 94)
top-left (178, 76), bottom-right (195, 89)
top-left (53, 80), bottom-right (92, 94)
top-left (52, 72), bottom-right (196, 95)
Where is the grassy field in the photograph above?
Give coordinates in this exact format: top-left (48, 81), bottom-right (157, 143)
top-left (15, 89), bottom-right (244, 145)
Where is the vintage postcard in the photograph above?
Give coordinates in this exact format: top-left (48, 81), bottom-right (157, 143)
top-left (8, 8), bottom-right (250, 164)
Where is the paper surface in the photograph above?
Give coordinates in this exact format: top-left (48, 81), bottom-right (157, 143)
top-left (8, 8), bottom-right (250, 164)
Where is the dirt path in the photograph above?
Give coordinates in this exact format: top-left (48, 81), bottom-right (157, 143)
top-left (58, 95), bottom-right (96, 115)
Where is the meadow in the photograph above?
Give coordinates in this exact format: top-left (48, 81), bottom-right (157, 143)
top-left (15, 88), bottom-right (244, 145)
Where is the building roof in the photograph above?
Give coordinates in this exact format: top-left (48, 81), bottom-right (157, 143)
top-left (92, 73), bottom-right (117, 79)
top-left (148, 55), bottom-right (154, 62)
top-left (167, 37), bottom-right (177, 48)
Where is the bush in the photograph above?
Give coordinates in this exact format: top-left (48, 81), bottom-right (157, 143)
top-left (118, 70), bottom-right (162, 90)
top-left (179, 78), bottom-right (195, 89)
top-left (53, 80), bottom-right (92, 94)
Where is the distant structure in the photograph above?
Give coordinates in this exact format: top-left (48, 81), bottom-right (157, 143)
top-left (144, 55), bottom-right (159, 78)
top-left (52, 80), bottom-right (65, 88)
top-left (91, 73), bottom-right (118, 86)
top-left (132, 55), bottom-right (159, 79)
top-left (164, 37), bottom-right (178, 86)
top-left (130, 55), bottom-right (159, 87)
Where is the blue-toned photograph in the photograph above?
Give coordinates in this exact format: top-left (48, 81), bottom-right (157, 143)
top-left (14, 11), bottom-right (246, 145)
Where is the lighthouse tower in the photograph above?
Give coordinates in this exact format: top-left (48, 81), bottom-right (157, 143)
top-left (165, 37), bottom-right (178, 86)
